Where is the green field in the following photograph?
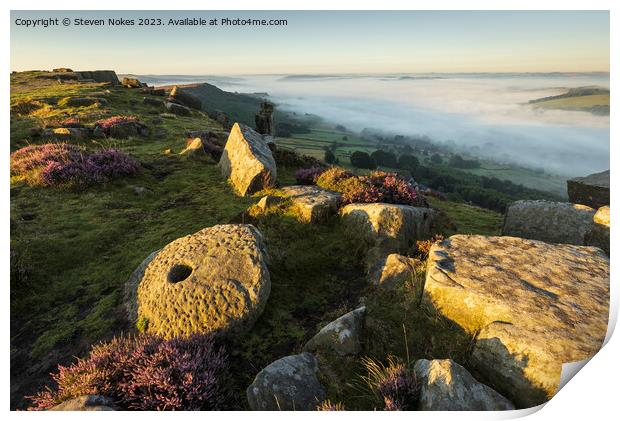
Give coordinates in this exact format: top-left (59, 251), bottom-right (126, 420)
top-left (531, 94), bottom-right (609, 110)
top-left (277, 128), bottom-right (568, 198)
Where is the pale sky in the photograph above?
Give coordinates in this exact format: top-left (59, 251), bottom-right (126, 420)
top-left (10, 10), bottom-right (610, 74)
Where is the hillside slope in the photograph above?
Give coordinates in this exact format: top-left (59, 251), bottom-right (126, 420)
top-left (10, 70), bottom-right (503, 409)
top-left (529, 86), bottom-right (610, 115)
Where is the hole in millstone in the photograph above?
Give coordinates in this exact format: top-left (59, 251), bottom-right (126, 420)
top-left (167, 264), bottom-right (193, 284)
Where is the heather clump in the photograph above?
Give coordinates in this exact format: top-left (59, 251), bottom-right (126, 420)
top-left (316, 167), bottom-right (426, 207)
top-left (94, 115), bottom-right (138, 134)
top-left (295, 166), bottom-right (326, 185)
top-left (10, 143), bottom-right (140, 187)
top-left (315, 166), bottom-right (355, 191)
top-left (361, 356), bottom-right (419, 411)
top-left (28, 334), bottom-right (228, 411)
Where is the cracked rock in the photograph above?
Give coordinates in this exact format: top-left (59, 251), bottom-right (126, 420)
top-left (425, 235), bottom-right (609, 408)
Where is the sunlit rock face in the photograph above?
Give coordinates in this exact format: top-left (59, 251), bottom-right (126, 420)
top-left (414, 359), bottom-right (515, 411)
top-left (425, 235), bottom-right (609, 408)
top-left (219, 123), bottom-right (277, 196)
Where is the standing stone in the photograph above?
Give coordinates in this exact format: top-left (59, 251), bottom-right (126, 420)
top-left (502, 200), bottom-right (595, 245)
top-left (414, 359), bottom-right (515, 411)
top-left (585, 206), bottom-right (610, 255)
top-left (425, 235), bottom-right (609, 408)
top-left (127, 224), bottom-right (271, 338)
top-left (567, 170), bottom-right (610, 209)
top-left (280, 185), bottom-right (342, 223)
top-left (304, 306), bottom-right (366, 356)
top-left (247, 353), bottom-right (326, 410)
top-left (255, 101), bottom-right (274, 135)
top-left (219, 123), bottom-right (277, 196)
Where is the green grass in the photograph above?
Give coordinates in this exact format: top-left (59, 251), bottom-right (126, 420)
top-left (427, 197), bottom-right (502, 236)
top-left (10, 72), bottom-right (253, 407)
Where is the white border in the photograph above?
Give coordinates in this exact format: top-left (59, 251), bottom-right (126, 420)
top-left (3, 1), bottom-right (617, 420)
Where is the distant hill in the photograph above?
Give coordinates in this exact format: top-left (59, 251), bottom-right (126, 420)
top-left (529, 86), bottom-right (610, 115)
top-left (172, 82), bottom-right (265, 126)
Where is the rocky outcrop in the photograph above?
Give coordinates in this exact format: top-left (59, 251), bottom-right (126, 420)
top-left (369, 253), bottom-right (419, 290)
top-left (165, 101), bottom-right (191, 116)
top-left (280, 185), bottom-right (341, 223)
top-left (74, 70), bottom-right (119, 85)
top-left (109, 121), bottom-right (149, 139)
top-left (42, 127), bottom-right (89, 141)
top-left (341, 203), bottom-right (435, 254)
top-left (255, 101), bottom-right (274, 135)
top-left (180, 138), bottom-right (212, 161)
top-left (246, 353), bottom-right (326, 410)
top-left (414, 359), bottom-right (514, 411)
top-left (143, 97), bottom-right (164, 107)
top-left (425, 235), bottom-right (609, 408)
top-left (168, 86), bottom-right (202, 110)
top-left (219, 123), bottom-right (277, 196)
top-left (567, 170), bottom-right (610, 209)
top-left (48, 395), bottom-right (116, 411)
top-left (585, 206), bottom-right (610, 255)
top-left (126, 224), bottom-right (270, 338)
top-left (304, 306), bottom-right (366, 356)
top-left (502, 200), bottom-right (595, 245)
top-left (62, 97), bottom-right (107, 107)
top-left (121, 77), bottom-right (143, 88)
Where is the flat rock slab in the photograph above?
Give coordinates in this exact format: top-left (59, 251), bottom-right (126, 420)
top-left (425, 235), bottom-right (609, 408)
top-left (341, 203), bottom-right (435, 253)
top-left (502, 200), bottom-right (595, 245)
top-left (48, 395), bottom-right (116, 411)
top-left (280, 185), bottom-right (341, 223)
top-left (128, 224), bottom-right (271, 338)
top-left (219, 123), bottom-right (276, 196)
top-left (246, 353), bottom-right (326, 410)
top-left (414, 359), bottom-right (514, 411)
top-left (567, 170), bottom-right (610, 209)
top-left (304, 306), bottom-right (366, 356)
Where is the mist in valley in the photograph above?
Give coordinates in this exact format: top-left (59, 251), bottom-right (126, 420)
top-left (152, 73), bottom-right (610, 178)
